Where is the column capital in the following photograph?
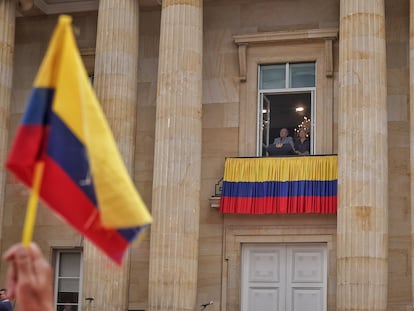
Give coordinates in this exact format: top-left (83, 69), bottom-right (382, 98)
top-left (16, 0), bottom-right (33, 11)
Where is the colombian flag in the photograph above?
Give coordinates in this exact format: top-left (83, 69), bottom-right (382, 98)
top-left (6, 16), bottom-right (152, 264)
top-left (219, 156), bottom-right (337, 214)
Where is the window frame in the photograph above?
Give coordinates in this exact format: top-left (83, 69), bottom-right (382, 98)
top-left (257, 62), bottom-right (316, 156)
top-left (53, 249), bottom-right (83, 311)
top-left (234, 29), bottom-right (337, 156)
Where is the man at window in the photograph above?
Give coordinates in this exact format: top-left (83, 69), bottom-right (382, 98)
top-left (267, 128), bottom-right (295, 156)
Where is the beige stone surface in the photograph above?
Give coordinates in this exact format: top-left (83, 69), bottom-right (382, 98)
top-left (130, 9), bottom-right (160, 306)
top-left (148, 1), bottom-right (203, 311)
top-left (0, 0), bottom-right (15, 256)
top-left (337, 1), bottom-right (388, 310)
top-left (410, 0), bottom-right (414, 308)
top-left (82, 1), bottom-right (139, 311)
top-left (385, 1), bottom-right (411, 309)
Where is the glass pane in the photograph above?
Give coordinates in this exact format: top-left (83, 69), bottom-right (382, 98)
top-left (57, 290), bottom-right (79, 304)
top-left (57, 304), bottom-right (78, 311)
top-left (58, 278), bottom-right (79, 293)
top-left (289, 62), bottom-right (315, 88)
top-left (59, 253), bottom-right (81, 277)
top-left (260, 64), bottom-right (286, 89)
top-left (260, 92), bottom-right (313, 156)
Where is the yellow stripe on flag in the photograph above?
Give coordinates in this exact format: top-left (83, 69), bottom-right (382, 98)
top-left (223, 156), bottom-right (338, 182)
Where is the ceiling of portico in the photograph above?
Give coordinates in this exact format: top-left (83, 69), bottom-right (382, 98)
top-left (18, 0), bottom-right (161, 16)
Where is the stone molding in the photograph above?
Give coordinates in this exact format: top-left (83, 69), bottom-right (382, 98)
top-left (221, 224), bottom-right (336, 311)
top-left (233, 28), bottom-right (338, 45)
top-left (209, 196), bottom-right (220, 209)
top-left (79, 47), bottom-right (95, 75)
top-left (33, 0), bottom-right (98, 14)
top-left (233, 28), bottom-right (338, 81)
top-left (237, 28), bottom-right (337, 156)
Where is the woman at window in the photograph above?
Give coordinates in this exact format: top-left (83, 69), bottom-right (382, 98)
top-left (294, 129), bottom-right (310, 155)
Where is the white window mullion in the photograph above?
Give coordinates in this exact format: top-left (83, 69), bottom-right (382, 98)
top-left (285, 63), bottom-right (290, 88)
top-left (54, 251), bottom-right (61, 308)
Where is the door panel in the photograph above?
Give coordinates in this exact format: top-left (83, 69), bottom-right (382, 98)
top-left (290, 248), bottom-right (325, 283)
top-left (291, 288), bottom-right (323, 311)
top-left (249, 249), bottom-right (282, 282)
top-left (286, 246), bottom-right (326, 311)
top-left (248, 288), bottom-right (281, 311)
top-left (242, 246), bottom-right (286, 311)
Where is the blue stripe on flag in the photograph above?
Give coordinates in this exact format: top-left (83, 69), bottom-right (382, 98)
top-left (221, 180), bottom-right (338, 198)
top-left (47, 113), bottom-right (141, 242)
top-left (22, 88), bottom-right (54, 125)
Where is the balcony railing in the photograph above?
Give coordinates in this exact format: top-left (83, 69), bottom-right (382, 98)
top-left (219, 155), bottom-right (337, 214)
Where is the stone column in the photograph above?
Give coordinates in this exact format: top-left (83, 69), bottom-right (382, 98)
top-left (148, 1), bottom-right (203, 311)
top-left (82, 1), bottom-right (139, 311)
top-left (410, 0), bottom-right (414, 305)
top-left (337, 1), bottom-right (388, 310)
top-left (0, 0), bottom-right (15, 251)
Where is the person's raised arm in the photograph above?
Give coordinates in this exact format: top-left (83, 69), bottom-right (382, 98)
top-left (3, 243), bottom-right (54, 311)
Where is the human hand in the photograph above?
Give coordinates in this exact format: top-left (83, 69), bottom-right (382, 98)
top-left (3, 243), bottom-right (54, 311)
top-left (275, 143), bottom-right (283, 148)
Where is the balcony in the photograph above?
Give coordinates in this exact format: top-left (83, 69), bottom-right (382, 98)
top-left (212, 155), bottom-right (337, 214)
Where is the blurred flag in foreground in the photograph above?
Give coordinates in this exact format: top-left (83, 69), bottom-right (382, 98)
top-left (6, 15), bottom-right (152, 264)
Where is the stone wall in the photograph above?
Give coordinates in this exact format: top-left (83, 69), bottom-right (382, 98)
top-left (385, 0), bottom-right (412, 310)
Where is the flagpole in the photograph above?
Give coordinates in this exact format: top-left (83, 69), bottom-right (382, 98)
top-left (22, 161), bottom-right (45, 246)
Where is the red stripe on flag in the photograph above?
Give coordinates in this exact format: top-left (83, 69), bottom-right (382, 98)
top-left (219, 196), bottom-right (337, 214)
top-left (6, 125), bottom-right (48, 187)
top-left (40, 156), bottom-right (129, 264)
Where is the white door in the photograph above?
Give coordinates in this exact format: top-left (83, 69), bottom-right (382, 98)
top-left (241, 244), bottom-right (327, 311)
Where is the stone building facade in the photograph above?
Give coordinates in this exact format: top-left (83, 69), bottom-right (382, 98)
top-left (0, 0), bottom-right (412, 310)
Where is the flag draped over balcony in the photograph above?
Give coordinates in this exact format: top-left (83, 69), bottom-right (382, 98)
top-left (6, 15), bottom-right (152, 264)
top-left (219, 156), bottom-right (337, 214)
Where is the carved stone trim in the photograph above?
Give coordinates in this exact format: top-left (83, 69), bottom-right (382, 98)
top-left (79, 48), bottom-right (95, 75)
top-left (325, 39), bottom-right (333, 77)
top-left (238, 44), bottom-right (247, 82)
top-left (233, 28), bottom-right (338, 81)
top-left (33, 0), bottom-right (98, 14)
top-left (209, 196), bottom-right (220, 209)
top-left (222, 224), bottom-right (337, 311)
top-left (233, 28), bottom-right (338, 45)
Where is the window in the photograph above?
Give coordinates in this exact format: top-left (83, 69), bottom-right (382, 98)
top-left (54, 250), bottom-right (82, 311)
top-left (234, 28), bottom-right (337, 156)
top-left (258, 62), bottom-right (315, 156)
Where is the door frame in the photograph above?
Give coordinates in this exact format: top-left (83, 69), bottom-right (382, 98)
top-left (221, 224), bottom-right (336, 311)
